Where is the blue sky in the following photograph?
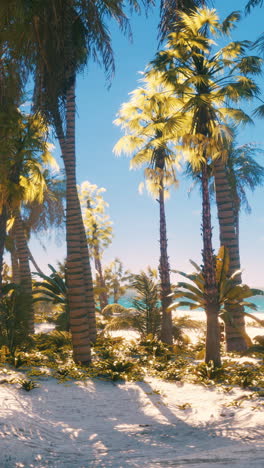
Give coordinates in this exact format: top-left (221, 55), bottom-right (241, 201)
top-left (29, 0), bottom-right (264, 287)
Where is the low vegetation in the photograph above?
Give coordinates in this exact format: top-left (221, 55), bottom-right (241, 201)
top-left (1, 317), bottom-right (264, 400)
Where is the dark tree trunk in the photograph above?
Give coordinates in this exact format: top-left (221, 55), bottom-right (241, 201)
top-left (213, 159), bottom-right (248, 352)
top-left (55, 90), bottom-right (97, 342)
top-left (79, 220), bottom-right (97, 342)
top-left (14, 213), bottom-right (34, 334)
top-left (10, 228), bottom-right (20, 284)
top-left (158, 184), bottom-right (173, 345)
top-left (60, 81), bottom-right (95, 363)
top-left (201, 163), bottom-right (221, 367)
top-left (205, 305), bottom-right (221, 366)
top-left (11, 248), bottom-right (20, 284)
top-left (0, 206), bottom-right (8, 293)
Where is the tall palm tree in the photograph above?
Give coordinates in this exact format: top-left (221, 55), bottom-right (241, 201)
top-left (0, 55), bottom-right (23, 291)
top-left (212, 140), bottom-right (263, 351)
top-left (0, 112), bottom-right (52, 332)
top-left (78, 181), bottom-right (113, 311)
top-left (10, 168), bottom-right (65, 283)
top-left (151, 7), bottom-right (262, 365)
top-left (114, 73), bottom-right (185, 344)
top-left (185, 137), bottom-right (264, 350)
top-left (224, 142), bottom-right (264, 238)
top-left (0, 0), bottom-right (153, 363)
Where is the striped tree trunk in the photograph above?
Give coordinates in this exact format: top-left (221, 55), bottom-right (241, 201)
top-left (10, 228), bottom-right (20, 284)
top-left (158, 184), bottom-right (173, 345)
top-left (14, 213), bottom-right (34, 334)
top-left (0, 206), bottom-right (8, 292)
top-left (67, 84), bottom-right (96, 342)
top-left (79, 221), bottom-right (97, 342)
top-left (213, 159), bottom-right (248, 352)
top-left (55, 100), bottom-right (96, 347)
top-left (201, 163), bottom-right (221, 367)
top-left (58, 80), bottom-right (97, 363)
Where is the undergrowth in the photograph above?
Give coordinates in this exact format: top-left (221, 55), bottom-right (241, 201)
top-left (0, 331), bottom-right (263, 394)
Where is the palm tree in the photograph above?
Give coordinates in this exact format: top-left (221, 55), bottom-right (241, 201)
top-left (78, 181), bottom-right (113, 311)
top-left (103, 258), bottom-right (131, 304)
top-left (151, 7), bottom-right (262, 365)
top-left (158, 0), bottom-right (208, 41)
top-left (0, 0), bottom-right (155, 364)
top-left (114, 73), bottom-right (185, 344)
top-left (245, 0), bottom-right (263, 14)
top-left (185, 137), bottom-right (264, 351)
top-left (0, 55), bottom-right (23, 291)
top-left (0, 111), bottom-right (53, 332)
top-left (224, 142), bottom-right (264, 237)
top-left (9, 168), bottom-right (65, 285)
top-left (21, 169), bottom-right (65, 276)
top-left (214, 141), bottom-right (264, 350)
top-left (169, 246), bottom-right (263, 347)
top-left (5, 169), bottom-right (65, 333)
top-left (105, 269), bottom-right (161, 339)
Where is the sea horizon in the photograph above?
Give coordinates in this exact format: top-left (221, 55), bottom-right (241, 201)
top-left (116, 290), bottom-right (264, 314)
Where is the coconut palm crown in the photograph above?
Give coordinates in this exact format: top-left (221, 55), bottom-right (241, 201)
top-left (149, 7), bottom-right (262, 365)
top-left (114, 72), bottom-right (186, 344)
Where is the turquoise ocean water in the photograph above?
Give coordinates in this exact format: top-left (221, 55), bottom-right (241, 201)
top-left (118, 293), bottom-right (264, 314)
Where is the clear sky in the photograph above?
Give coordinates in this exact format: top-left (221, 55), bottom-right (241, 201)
top-left (29, 0), bottom-right (264, 287)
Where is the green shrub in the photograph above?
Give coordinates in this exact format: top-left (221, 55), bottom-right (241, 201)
top-left (19, 379), bottom-right (38, 391)
top-left (155, 361), bottom-right (185, 381)
top-left (92, 336), bottom-right (125, 360)
top-left (91, 357), bottom-right (141, 381)
top-left (0, 283), bottom-right (33, 356)
top-left (137, 336), bottom-right (172, 358)
top-left (193, 361), bottom-right (225, 383)
top-left (33, 265), bottom-right (69, 331)
top-left (228, 364), bottom-right (259, 388)
top-left (33, 330), bottom-right (72, 351)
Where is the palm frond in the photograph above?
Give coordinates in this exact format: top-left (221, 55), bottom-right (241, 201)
top-left (245, 0), bottom-right (263, 14)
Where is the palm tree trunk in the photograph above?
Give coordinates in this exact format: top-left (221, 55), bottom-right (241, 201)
top-left (10, 229), bottom-right (20, 284)
top-left (213, 159), bottom-right (248, 352)
top-left (11, 249), bottom-right (20, 284)
top-left (201, 163), bottom-right (221, 367)
top-left (158, 184), bottom-right (173, 345)
top-left (14, 213), bottom-right (34, 334)
top-left (27, 245), bottom-right (45, 277)
top-left (58, 80), bottom-right (97, 363)
top-left (79, 221), bottom-right (97, 342)
top-left (54, 94), bottom-right (97, 350)
top-left (0, 206), bottom-right (8, 292)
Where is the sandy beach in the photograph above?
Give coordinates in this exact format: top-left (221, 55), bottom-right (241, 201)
top-left (0, 312), bottom-right (263, 467)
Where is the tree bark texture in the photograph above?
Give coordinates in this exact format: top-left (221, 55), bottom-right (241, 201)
top-left (10, 228), bottom-right (20, 284)
top-left (14, 214), bottom-right (34, 334)
top-left (0, 206), bottom-right (8, 293)
top-left (205, 305), bottom-right (221, 367)
top-left (213, 159), bottom-right (248, 352)
top-left (158, 185), bottom-right (173, 345)
top-left (56, 80), bottom-right (97, 363)
top-left (201, 163), bottom-right (221, 366)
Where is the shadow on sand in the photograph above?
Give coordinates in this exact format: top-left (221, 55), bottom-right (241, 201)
top-left (0, 376), bottom-right (264, 467)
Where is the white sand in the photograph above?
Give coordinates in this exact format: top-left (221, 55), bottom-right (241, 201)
top-left (0, 312), bottom-right (264, 467)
